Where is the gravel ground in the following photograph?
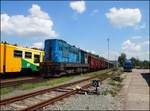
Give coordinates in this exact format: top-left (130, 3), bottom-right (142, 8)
top-left (119, 69), bottom-right (150, 110)
top-left (1, 70), bottom-right (125, 110)
top-left (45, 94), bottom-right (123, 110)
top-left (3, 69), bottom-right (147, 110)
top-left (44, 69), bottom-right (149, 110)
top-left (44, 77), bottom-right (124, 110)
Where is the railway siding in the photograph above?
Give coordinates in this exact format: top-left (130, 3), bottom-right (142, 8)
top-left (0, 70), bottom-right (113, 110)
top-left (1, 69), bottom-right (111, 97)
top-left (44, 69), bottom-right (125, 110)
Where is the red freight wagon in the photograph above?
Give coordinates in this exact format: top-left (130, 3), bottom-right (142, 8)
top-left (99, 58), bottom-right (105, 69)
top-left (88, 53), bottom-right (102, 71)
top-left (88, 52), bottom-right (110, 71)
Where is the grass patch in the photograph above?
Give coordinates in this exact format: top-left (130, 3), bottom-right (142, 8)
top-left (0, 87), bottom-right (14, 95)
top-left (109, 80), bottom-right (118, 86)
top-left (111, 76), bottom-right (123, 83)
top-left (0, 76), bottom-right (73, 95)
top-left (100, 88), bottom-right (111, 95)
top-left (100, 70), bottom-right (124, 97)
top-left (19, 70), bottom-right (113, 90)
top-left (19, 76), bottom-right (73, 90)
top-left (82, 69), bottom-right (112, 77)
top-left (0, 69), bottom-right (114, 95)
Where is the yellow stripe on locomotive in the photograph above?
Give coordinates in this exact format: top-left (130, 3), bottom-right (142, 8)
top-left (0, 43), bottom-right (44, 73)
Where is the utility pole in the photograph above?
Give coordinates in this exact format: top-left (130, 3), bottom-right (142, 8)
top-left (107, 38), bottom-right (109, 69)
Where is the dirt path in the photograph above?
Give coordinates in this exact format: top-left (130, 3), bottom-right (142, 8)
top-left (120, 69), bottom-right (149, 110)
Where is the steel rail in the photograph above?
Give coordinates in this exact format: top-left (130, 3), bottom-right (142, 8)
top-left (21, 84), bottom-right (91, 111)
top-left (0, 71), bottom-right (111, 107)
top-left (22, 75), bottom-right (109, 111)
top-left (0, 77), bottom-right (42, 88)
top-left (0, 75), bottom-right (97, 105)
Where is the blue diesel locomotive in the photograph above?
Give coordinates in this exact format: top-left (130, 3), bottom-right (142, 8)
top-left (123, 60), bottom-right (133, 72)
top-left (40, 39), bottom-right (89, 77)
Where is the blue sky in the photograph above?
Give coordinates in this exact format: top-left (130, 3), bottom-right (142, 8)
top-left (1, 1), bottom-right (149, 60)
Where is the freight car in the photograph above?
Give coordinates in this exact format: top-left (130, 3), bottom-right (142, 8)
top-left (40, 39), bottom-right (114, 77)
top-left (88, 54), bottom-right (107, 71)
top-left (0, 42), bottom-right (44, 74)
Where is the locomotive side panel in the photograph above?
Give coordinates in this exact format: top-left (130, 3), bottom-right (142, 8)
top-left (0, 43), bottom-right (44, 74)
top-left (41, 39), bottom-right (89, 77)
top-left (0, 43), bottom-right (4, 73)
top-left (5, 44), bottom-right (22, 73)
top-left (44, 39), bottom-right (81, 63)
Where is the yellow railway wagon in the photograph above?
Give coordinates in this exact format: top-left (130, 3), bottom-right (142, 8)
top-left (0, 43), bottom-right (44, 74)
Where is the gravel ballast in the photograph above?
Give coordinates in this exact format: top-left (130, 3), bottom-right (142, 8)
top-left (44, 76), bottom-right (124, 110)
top-left (45, 94), bottom-right (123, 110)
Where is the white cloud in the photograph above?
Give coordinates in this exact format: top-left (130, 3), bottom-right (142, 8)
top-left (105, 7), bottom-right (142, 27)
top-left (31, 42), bottom-right (43, 49)
top-left (1, 4), bottom-right (57, 38)
top-left (122, 39), bottom-right (141, 52)
top-left (121, 39), bottom-right (149, 60)
top-left (134, 23), bottom-right (146, 30)
top-left (70, 1), bottom-right (86, 14)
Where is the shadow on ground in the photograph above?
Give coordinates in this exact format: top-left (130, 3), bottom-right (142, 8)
top-left (0, 71), bottom-right (40, 79)
top-left (141, 72), bottom-right (150, 87)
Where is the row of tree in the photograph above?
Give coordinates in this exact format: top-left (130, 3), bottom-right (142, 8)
top-left (118, 53), bottom-right (150, 69)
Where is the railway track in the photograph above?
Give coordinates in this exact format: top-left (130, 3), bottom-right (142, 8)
top-left (0, 77), bottom-right (44, 88)
top-left (0, 71), bottom-right (112, 111)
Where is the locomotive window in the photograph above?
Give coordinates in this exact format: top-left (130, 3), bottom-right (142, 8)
top-left (14, 50), bottom-right (22, 58)
top-left (34, 54), bottom-right (40, 63)
top-left (25, 52), bottom-right (32, 59)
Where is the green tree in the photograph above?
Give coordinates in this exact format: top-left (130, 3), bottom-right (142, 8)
top-left (130, 57), bottom-right (150, 69)
top-left (130, 57), bottom-right (136, 67)
top-left (130, 57), bottom-right (141, 68)
top-left (118, 53), bottom-right (126, 67)
top-left (142, 60), bottom-right (150, 69)
top-left (135, 59), bottom-right (141, 66)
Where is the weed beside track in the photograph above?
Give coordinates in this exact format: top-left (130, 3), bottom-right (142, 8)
top-left (100, 69), bottom-right (124, 96)
top-left (1, 69), bottom-right (112, 96)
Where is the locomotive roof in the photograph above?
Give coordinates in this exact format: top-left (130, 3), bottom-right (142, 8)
top-left (0, 42), bottom-right (44, 52)
top-left (45, 39), bottom-right (112, 62)
top-left (45, 39), bottom-right (67, 43)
